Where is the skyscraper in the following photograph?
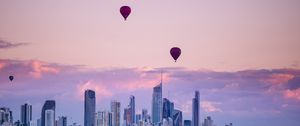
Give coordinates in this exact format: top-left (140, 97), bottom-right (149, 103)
top-left (192, 91), bottom-right (199, 126)
top-left (41, 100), bottom-right (55, 126)
top-left (135, 114), bottom-right (141, 124)
top-left (202, 116), bottom-right (213, 126)
top-left (129, 96), bottom-right (135, 125)
top-left (162, 98), bottom-right (174, 119)
top-left (45, 110), bottom-right (54, 126)
top-left (95, 111), bottom-right (110, 126)
top-left (184, 120), bottom-right (191, 126)
top-left (57, 116), bottom-right (67, 126)
top-left (84, 90), bottom-right (96, 126)
top-left (152, 83), bottom-right (162, 125)
top-left (141, 109), bottom-right (147, 122)
top-left (0, 107), bottom-right (13, 126)
top-left (111, 101), bottom-right (120, 126)
top-left (172, 110), bottom-right (182, 126)
top-left (21, 103), bottom-right (32, 126)
top-left (123, 108), bottom-right (131, 126)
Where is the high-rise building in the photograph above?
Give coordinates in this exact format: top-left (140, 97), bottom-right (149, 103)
top-left (111, 101), bottom-right (121, 126)
top-left (162, 98), bottom-right (174, 119)
top-left (162, 118), bottom-right (173, 126)
top-left (57, 116), bottom-right (67, 126)
top-left (37, 118), bottom-right (41, 126)
top-left (21, 103), bottom-right (32, 126)
top-left (152, 83), bottom-right (162, 125)
top-left (108, 112), bottom-right (112, 126)
top-left (45, 110), bottom-right (54, 126)
top-left (192, 91), bottom-right (199, 126)
top-left (172, 110), bottom-right (182, 126)
top-left (95, 111), bottom-right (111, 126)
top-left (202, 117), bottom-right (213, 126)
top-left (141, 109), bottom-right (147, 122)
top-left (41, 100), bottom-right (55, 126)
top-left (124, 95), bottom-right (135, 126)
top-left (135, 114), bottom-right (141, 124)
top-left (129, 96), bottom-right (135, 125)
top-left (0, 107), bottom-right (13, 126)
top-left (84, 90), bottom-right (96, 126)
top-left (123, 108), bottom-right (131, 126)
top-left (184, 120), bottom-right (191, 126)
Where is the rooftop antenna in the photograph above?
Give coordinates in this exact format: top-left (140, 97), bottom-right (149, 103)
top-left (161, 70), bottom-right (163, 84)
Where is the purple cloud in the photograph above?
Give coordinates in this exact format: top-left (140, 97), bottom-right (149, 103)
top-left (0, 39), bottom-right (29, 49)
top-left (1, 59), bottom-right (300, 126)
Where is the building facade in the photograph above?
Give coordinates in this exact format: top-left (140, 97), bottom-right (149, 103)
top-left (84, 90), bottom-right (96, 126)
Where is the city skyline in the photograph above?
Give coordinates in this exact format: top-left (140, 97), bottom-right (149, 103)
top-left (1, 62), bottom-right (300, 126)
top-left (1, 0), bottom-right (300, 126)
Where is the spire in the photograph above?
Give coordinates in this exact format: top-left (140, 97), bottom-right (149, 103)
top-left (161, 70), bottom-right (163, 84)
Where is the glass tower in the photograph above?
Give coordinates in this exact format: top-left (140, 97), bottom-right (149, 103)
top-left (111, 101), bottom-right (121, 126)
top-left (21, 103), bottom-right (32, 126)
top-left (192, 91), bottom-right (199, 126)
top-left (152, 83), bottom-right (162, 124)
top-left (41, 100), bottom-right (55, 126)
top-left (84, 90), bottom-right (96, 126)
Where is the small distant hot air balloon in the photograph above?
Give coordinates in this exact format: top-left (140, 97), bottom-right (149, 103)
top-left (120, 6), bottom-right (131, 20)
top-left (170, 47), bottom-right (181, 62)
top-left (9, 75), bottom-right (14, 81)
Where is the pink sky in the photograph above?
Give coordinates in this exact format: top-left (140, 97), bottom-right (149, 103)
top-left (0, 0), bottom-right (299, 71)
top-left (1, 0), bottom-right (300, 126)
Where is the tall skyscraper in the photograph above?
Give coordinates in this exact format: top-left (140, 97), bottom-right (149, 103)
top-left (184, 120), bottom-right (191, 126)
top-left (123, 108), bottom-right (131, 126)
top-left (152, 83), bottom-right (162, 125)
top-left (202, 116), bottom-right (213, 126)
top-left (124, 95), bottom-right (135, 126)
top-left (162, 98), bottom-right (174, 119)
top-left (45, 110), bottom-right (54, 126)
top-left (129, 96), bottom-right (135, 125)
top-left (0, 107), bottom-right (13, 126)
top-left (192, 91), bottom-right (199, 126)
top-left (141, 109), bottom-right (147, 122)
top-left (41, 100), bottom-right (55, 126)
top-left (57, 116), bottom-right (67, 126)
top-left (108, 112), bottom-right (112, 126)
top-left (172, 110), bottom-right (182, 126)
top-left (84, 90), bottom-right (96, 126)
top-left (111, 101), bottom-right (121, 126)
top-left (135, 114), bottom-right (141, 124)
top-left (21, 103), bottom-right (32, 126)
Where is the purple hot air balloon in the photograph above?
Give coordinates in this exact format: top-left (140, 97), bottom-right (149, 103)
top-left (170, 47), bottom-right (181, 62)
top-left (120, 6), bottom-right (131, 20)
top-left (9, 75), bottom-right (14, 82)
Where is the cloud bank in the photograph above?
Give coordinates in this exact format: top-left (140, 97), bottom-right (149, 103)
top-left (0, 59), bottom-right (300, 126)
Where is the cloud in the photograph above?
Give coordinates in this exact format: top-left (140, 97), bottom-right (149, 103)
top-left (27, 60), bottom-right (60, 78)
top-left (201, 101), bottom-right (222, 112)
top-left (76, 81), bottom-right (113, 101)
top-left (261, 73), bottom-right (295, 85)
top-left (284, 88), bottom-right (300, 100)
top-left (0, 39), bottom-right (29, 49)
top-left (1, 58), bottom-right (300, 123)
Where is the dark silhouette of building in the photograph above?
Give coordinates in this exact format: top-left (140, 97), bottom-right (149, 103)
top-left (21, 103), bottom-right (32, 126)
top-left (84, 90), bottom-right (96, 126)
top-left (41, 100), bottom-right (55, 126)
top-left (192, 91), bottom-right (199, 126)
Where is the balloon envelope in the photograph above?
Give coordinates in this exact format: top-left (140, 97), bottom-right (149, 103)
top-left (120, 6), bottom-right (131, 20)
top-left (9, 76), bottom-right (14, 81)
top-left (170, 47), bottom-right (181, 62)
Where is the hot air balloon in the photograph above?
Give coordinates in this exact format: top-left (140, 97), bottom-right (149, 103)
top-left (170, 47), bottom-right (181, 62)
top-left (9, 75), bottom-right (14, 81)
top-left (120, 6), bottom-right (131, 20)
